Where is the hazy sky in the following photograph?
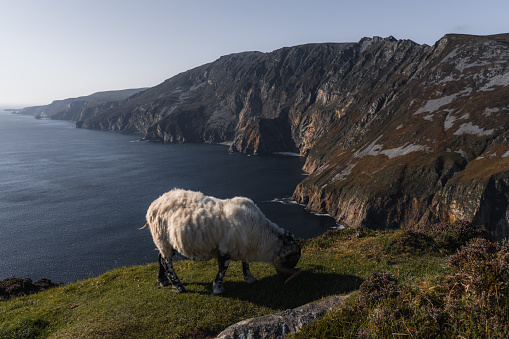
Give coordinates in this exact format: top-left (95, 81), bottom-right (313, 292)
top-left (1, 0), bottom-right (508, 106)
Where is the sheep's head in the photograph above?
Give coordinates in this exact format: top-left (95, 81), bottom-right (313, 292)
top-left (274, 230), bottom-right (301, 284)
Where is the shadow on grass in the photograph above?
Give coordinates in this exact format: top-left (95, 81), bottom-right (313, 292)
top-left (184, 266), bottom-right (363, 310)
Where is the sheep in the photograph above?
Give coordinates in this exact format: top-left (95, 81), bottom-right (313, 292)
top-left (144, 188), bottom-right (301, 294)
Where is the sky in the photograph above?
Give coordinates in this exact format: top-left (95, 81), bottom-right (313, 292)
top-left (1, 0), bottom-right (508, 107)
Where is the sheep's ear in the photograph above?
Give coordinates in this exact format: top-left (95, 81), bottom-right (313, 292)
top-left (284, 230), bottom-right (295, 240)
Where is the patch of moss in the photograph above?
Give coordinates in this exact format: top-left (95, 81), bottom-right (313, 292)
top-left (304, 227), bottom-right (376, 250)
top-left (382, 230), bottom-right (436, 255)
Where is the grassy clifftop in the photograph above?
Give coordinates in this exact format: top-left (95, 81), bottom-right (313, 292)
top-left (1, 223), bottom-right (506, 338)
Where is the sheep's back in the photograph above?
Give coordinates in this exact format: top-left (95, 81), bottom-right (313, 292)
top-left (146, 189), bottom-right (280, 263)
top-left (147, 189), bottom-right (227, 260)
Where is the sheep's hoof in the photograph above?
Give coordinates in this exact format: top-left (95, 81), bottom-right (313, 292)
top-left (158, 279), bottom-right (170, 287)
top-left (173, 285), bottom-right (187, 293)
top-left (244, 274), bottom-right (257, 284)
top-left (212, 282), bottom-right (225, 295)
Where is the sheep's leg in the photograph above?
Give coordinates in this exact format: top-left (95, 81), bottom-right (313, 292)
top-left (212, 254), bottom-right (230, 295)
top-left (242, 262), bottom-right (257, 284)
top-left (157, 253), bottom-right (170, 287)
top-left (159, 253), bottom-right (186, 293)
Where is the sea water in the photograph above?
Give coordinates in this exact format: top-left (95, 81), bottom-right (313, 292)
top-left (0, 109), bottom-right (336, 282)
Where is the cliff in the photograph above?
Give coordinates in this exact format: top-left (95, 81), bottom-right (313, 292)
top-left (17, 88), bottom-right (147, 122)
top-left (291, 34), bottom-right (509, 239)
top-left (76, 34), bottom-right (509, 238)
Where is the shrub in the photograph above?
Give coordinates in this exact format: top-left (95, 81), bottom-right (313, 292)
top-left (359, 271), bottom-right (399, 305)
top-left (447, 238), bottom-right (509, 330)
top-left (448, 237), bottom-right (498, 271)
top-left (0, 278), bottom-right (62, 301)
top-left (416, 220), bottom-right (490, 254)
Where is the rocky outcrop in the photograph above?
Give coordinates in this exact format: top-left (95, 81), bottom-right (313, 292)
top-left (0, 277), bottom-right (62, 301)
top-left (76, 33), bottom-right (509, 238)
top-left (216, 295), bottom-right (347, 339)
top-left (16, 88), bottom-right (147, 122)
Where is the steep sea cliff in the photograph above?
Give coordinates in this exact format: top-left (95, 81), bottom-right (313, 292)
top-left (21, 34), bottom-right (509, 238)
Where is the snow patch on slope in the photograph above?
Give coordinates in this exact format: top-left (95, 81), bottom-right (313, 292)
top-left (480, 72), bottom-right (509, 91)
top-left (380, 144), bottom-right (429, 159)
top-left (355, 137), bottom-right (429, 160)
top-left (414, 94), bottom-right (458, 115)
top-left (414, 89), bottom-right (472, 116)
top-left (443, 110), bottom-right (456, 130)
top-left (453, 122), bottom-right (494, 136)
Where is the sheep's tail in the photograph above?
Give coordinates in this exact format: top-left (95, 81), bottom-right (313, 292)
top-left (138, 223), bottom-right (148, 230)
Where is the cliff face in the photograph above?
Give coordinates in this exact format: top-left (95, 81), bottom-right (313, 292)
top-left (78, 43), bottom-right (359, 152)
top-left (291, 34), bottom-right (509, 238)
top-left (17, 88), bottom-right (147, 122)
top-left (77, 34), bottom-right (509, 238)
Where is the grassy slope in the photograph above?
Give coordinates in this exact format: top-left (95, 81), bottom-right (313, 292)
top-left (0, 230), bottom-right (452, 339)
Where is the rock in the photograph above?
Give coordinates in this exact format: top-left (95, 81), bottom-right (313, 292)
top-left (216, 295), bottom-right (347, 339)
top-left (0, 277), bottom-right (62, 300)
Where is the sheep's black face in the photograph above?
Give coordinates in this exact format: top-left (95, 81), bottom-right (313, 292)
top-left (275, 239), bottom-right (302, 284)
top-left (281, 251), bottom-right (301, 269)
top-left (279, 230), bottom-right (301, 269)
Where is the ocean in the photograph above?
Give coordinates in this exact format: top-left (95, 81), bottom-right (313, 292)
top-left (0, 109), bottom-right (336, 283)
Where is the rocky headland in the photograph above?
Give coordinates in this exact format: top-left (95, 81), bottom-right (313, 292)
top-left (22, 33), bottom-right (509, 239)
top-left (15, 88), bottom-right (147, 121)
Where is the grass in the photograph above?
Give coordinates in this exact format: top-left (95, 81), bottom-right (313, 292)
top-left (1, 222), bottom-right (502, 338)
top-left (0, 254), bottom-right (362, 339)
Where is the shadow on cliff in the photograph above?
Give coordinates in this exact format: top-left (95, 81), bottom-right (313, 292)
top-left (188, 265), bottom-right (362, 310)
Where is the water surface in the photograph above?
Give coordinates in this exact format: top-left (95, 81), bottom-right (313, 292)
top-left (0, 110), bottom-right (336, 282)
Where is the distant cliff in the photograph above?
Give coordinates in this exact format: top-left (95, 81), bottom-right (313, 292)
top-left (77, 34), bottom-right (509, 238)
top-left (17, 88), bottom-right (147, 122)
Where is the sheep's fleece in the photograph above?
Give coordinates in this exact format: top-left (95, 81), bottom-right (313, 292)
top-left (145, 189), bottom-right (301, 294)
top-left (147, 189), bottom-right (284, 262)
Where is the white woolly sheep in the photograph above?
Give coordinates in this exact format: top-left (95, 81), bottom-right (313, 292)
top-left (144, 188), bottom-right (301, 294)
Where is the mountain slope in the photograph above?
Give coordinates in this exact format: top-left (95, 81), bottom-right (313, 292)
top-left (77, 34), bottom-right (509, 238)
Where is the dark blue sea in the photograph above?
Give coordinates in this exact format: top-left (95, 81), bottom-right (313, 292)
top-left (0, 109), bottom-right (336, 283)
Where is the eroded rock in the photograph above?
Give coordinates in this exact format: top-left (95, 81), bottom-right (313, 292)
top-left (216, 295), bottom-right (347, 339)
